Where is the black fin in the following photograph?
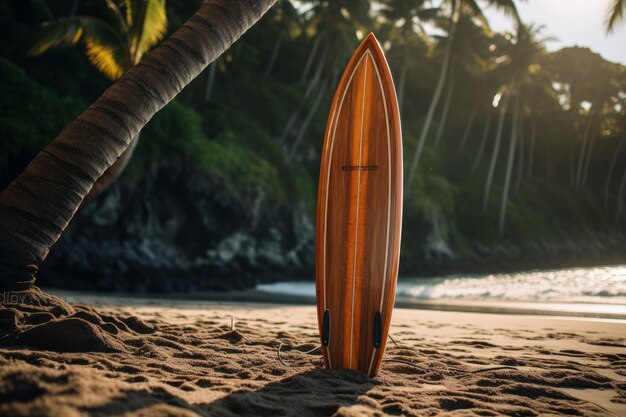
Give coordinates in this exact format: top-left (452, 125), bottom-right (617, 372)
top-left (322, 309), bottom-right (331, 347)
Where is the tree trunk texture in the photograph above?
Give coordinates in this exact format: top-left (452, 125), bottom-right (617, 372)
top-left (405, 9), bottom-right (457, 195)
top-left (498, 95), bottom-right (521, 234)
top-left (483, 89), bottom-right (511, 211)
top-left (434, 66), bottom-right (455, 146)
top-left (458, 99), bottom-right (478, 152)
top-left (265, 33), bottom-right (283, 76)
top-left (604, 139), bottom-right (624, 209)
top-left (471, 110), bottom-right (492, 173)
top-left (83, 132), bottom-right (141, 203)
top-left (0, 0), bottom-right (277, 290)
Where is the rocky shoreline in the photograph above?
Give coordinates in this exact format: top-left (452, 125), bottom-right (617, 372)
top-left (37, 165), bottom-right (626, 293)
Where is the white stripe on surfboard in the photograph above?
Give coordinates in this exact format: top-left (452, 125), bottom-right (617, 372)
top-left (366, 49), bottom-right (393, 376)
top-left (322, 51), bottom-right (370, 369)
top-left (349, 56), bottom-right (369, 369)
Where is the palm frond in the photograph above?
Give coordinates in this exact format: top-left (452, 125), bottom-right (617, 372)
top-left (85, 39), bottom-right (125, 79)
top-left (137, 0), bottom-right (168, 54)
top-left (484, 0), bottom-right (522, 21)
top-left (123, 0), bottom-right (136, 27)
top-left (102, 0), bottom-right (130, 39)
top-left (607, 0), bottom-right (626, 33)
top-left (28, 17), bottom-right (122, 56)
top-left (28, 19), bottom-right (83, 55)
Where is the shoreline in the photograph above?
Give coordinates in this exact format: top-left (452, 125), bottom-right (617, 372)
top-left (46, 288), bottom-right (626, 321)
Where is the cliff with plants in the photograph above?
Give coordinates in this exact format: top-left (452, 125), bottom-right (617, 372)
top-left (1, 0), bottom-right (625, 292)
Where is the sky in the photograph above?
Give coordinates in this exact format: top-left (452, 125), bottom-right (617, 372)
top-left (483, 0), bottom-right (626, 65)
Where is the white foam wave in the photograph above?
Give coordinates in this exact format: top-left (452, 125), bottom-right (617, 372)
top-left (256, 265), bottom-right (626, 303)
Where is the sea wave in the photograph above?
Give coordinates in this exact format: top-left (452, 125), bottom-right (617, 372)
top-left (256, 266), bottom-right (626, 302)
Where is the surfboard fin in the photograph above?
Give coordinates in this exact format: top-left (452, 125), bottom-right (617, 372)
top-left (322, 309), bottom-right (331, 347)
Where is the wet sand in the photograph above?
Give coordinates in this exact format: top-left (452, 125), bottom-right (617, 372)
top-left (0, 294), bottom-right (625, 416)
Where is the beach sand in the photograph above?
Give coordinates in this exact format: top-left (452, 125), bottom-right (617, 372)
top-left (0, 294), bottom-right (625, 416)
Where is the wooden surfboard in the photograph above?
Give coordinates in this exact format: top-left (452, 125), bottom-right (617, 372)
top-left (315, 33), bottom-right (403, 378)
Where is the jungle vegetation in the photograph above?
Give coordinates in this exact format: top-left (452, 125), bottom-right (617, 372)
top-left (1, 0), bottom-right (625, 281)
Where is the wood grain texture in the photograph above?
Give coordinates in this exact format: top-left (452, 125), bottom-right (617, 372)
top-left (315, 33), bottom-right (402, 377)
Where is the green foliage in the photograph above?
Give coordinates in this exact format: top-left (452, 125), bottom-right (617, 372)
top-left (0, 57), bottom-right (85, 160)
top-left (2, 0), bottom-right (625, 262)
top-left (135, 99), bottom-right (309, 213)
top-left (28, 0), bottom-right (168, 79)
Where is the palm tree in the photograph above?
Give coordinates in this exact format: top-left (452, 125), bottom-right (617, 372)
top-left (379, 0), bottom-right (438, 112)
top-left (607, 0), bottom-right (626, 33)
top-left (405, 0), bottom-right (519, 195)
top-left (493, 24), bottom-right (548, 233)
top-left (265, 0), bottom-right (301, 76)
top-left (280, 0), bottom-right (370, 156)
top-left (433, 12), bottom-right (493, 146)
top-left (0, 0), bottom-right (276, 343)
top-left (29, 0), bottom-right (168, 200)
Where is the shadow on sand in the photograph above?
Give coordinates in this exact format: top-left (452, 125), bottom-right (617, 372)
top-left (84, 369), bottom-right (377, 417)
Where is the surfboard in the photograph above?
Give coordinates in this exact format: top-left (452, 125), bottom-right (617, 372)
top-left (315, 33), bottom-right (403, 378)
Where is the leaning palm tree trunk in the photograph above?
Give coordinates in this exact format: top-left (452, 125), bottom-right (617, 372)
top-left (84, 133), bottom-right (141, 202)
top-left (300, 36), bottom-right (321, 84)
top-left (604, 138), bottom-right (624, 209)
top-left (581, 129), bottom-right (598, 189)
top-left (458, 98), bottom-right (478, 152)
top-left (406, 11), bottom-right (457, 194)
top-left (498, 95), bottom-right (521, 233)
top-left (0, 0), bottom-right (277, 291)
top-left (514, 116), bottom-right (524, 192)
top-left (397, 40), bottom-right (410, 113)
top-left (575, 112), bottom-right (594, 188)
top-left (265, 34), bottom-right (283, 76)
top-left (434, 66), bottom-right (455, 146)
top-left (288, 78), bottom-right (328, 159)
top-left (471, 110), bottom-right (492, 173)
top-left (526, 120), bottom-right (536, 178)
top-left (483, 89), bottom-right (511, 211)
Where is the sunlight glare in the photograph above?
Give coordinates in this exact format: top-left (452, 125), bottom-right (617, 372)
top-left (492, 92), bottom-right (502, 108)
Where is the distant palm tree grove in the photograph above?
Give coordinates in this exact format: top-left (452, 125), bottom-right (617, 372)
top-left (0, 0), bottom-right (625, 291)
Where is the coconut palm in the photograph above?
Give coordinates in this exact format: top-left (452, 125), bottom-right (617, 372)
top-left (29, 0), bottom-right (168, 200)
top-left (265, 0), bottom-right (302, 76)
top-left (0, 0), bottom-right (276, 343)
top-left (280, 0), bottom-right (370, 157)
top-left (491, 24), bottom-right (548, 233)
top-left (405, 0), bottom-right (519, 196)
top-left (379, 0), bottom-right (438, 112)
top-left (607, 0), bottom-right (626, 33)
top-left (433, 12), bottom-right (493, 146)
top-left (551, 48), bottom-right (622, 190)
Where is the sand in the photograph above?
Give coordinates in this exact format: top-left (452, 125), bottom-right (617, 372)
top-left (0, 293), bottom-right (625, 416)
